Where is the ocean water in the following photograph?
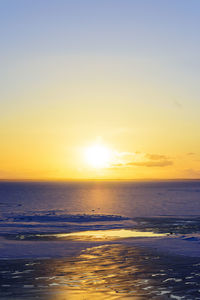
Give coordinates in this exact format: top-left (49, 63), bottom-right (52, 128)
top-left (0, 180), bottom-right (200, 234)
top-left (1, 180), bottom-right (200, 299)
top-left (2, 180), bottom-right (200, 216)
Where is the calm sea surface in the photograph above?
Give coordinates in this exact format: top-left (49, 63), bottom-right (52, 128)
top-left (1, 180), bottom-right (200, 218)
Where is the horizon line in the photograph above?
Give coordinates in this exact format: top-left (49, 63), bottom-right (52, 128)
top-left (0, 178), bottom-right (200, 182)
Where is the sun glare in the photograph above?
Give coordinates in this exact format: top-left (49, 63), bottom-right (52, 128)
top-left (84, 144), bottom-right (111, 168)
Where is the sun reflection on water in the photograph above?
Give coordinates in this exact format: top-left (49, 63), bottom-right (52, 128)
top-left (0, 244), bottom-right (199, 299)
top-left (47, 245), bottom-right (157, 299)
top-left (36, 229), bottom-right (165, 241)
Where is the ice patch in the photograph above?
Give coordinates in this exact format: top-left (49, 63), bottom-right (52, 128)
top-left (0, 212), bottom-right (133, 235)
top-left (5, 212), bottom-right (130, 223)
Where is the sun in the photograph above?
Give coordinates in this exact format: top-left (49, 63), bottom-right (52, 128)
top-left (84, 144), bottom-right (112, 168)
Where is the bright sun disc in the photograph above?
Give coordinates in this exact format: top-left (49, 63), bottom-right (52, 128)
top-left (85, 144), bottom-right (111, 168)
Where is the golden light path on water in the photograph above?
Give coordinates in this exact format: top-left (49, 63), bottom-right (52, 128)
top-left (36, 229), bottom-right (166, 241)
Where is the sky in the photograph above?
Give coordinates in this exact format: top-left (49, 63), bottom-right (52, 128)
top-left (1, 0), bottom-right (200, 180)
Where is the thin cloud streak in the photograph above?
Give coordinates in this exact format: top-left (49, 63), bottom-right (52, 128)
top-left (127, 160), bottom-right (173, 167)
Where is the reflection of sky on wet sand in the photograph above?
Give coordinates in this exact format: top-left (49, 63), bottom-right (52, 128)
top-left (1, 245), bottom-right (200, 299)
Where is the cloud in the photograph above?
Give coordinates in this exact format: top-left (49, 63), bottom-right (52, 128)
top-left (145, 154), bottom-right (169, 160)
top-left (173, 100), bottom-right (182, 109)
top-left (127, 160), bottom-right (173, 167)
top-left (110, 152), bottom-right (173, 168)
top-left (184, 169), bottom-right (200, 178)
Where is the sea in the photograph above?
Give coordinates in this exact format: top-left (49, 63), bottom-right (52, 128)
top-left (1, 180), bottom-right (200, 299)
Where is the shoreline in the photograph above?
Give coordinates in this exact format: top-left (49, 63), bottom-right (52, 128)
top-left (1, 233), bottom-right (200, 260)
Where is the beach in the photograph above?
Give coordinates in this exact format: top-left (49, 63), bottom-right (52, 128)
top-left (0, 181), bottom-right (200, 299)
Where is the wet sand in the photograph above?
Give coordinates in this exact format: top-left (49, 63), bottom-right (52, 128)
top-left (1, 212), bottom-right (200, 299)
top-left (1, 244), bottom-right (200, 299)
